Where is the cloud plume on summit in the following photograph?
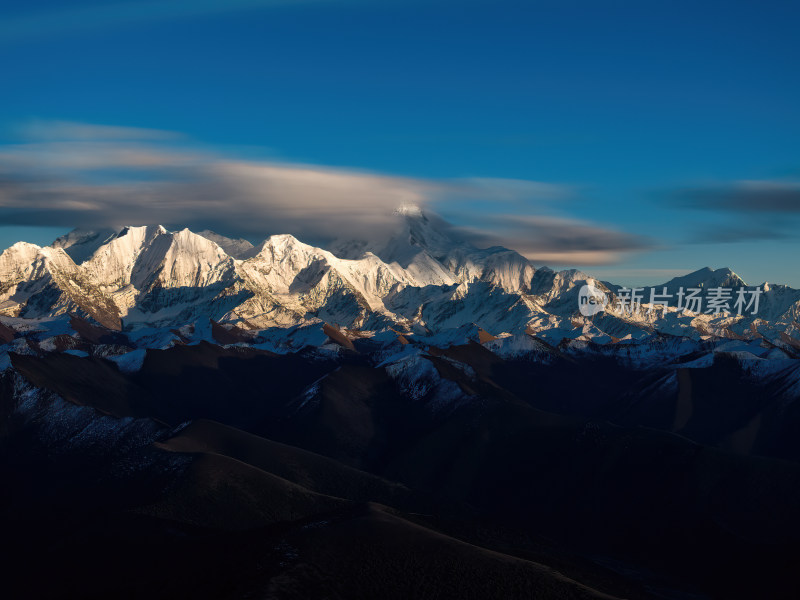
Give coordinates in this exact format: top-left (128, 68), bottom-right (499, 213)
top-left (0, 121), bottom-right (652, 265)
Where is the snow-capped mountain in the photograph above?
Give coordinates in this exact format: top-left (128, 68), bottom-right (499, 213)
top-left (51, 227), bottom-right (124, 263)
top-left (657, 266), bottom-right (747, 291)
top-left (1, 207), bottom-right (799, 351)
top-left (0, 241), bottom-right (121, 329)
top-left (4, 209), bottom-right (800, 600)
top-left (333, 206), bottom-right (536, 292)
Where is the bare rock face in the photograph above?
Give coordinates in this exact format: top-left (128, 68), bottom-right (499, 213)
top-left (0, 321), bottom-right (15, 344)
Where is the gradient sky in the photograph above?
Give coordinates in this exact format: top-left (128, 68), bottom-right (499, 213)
top-left (1, 0), bottom-right (799, 286)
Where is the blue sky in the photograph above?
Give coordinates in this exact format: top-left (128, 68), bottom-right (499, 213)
top-left (1, 0), bottom-right (799, 285)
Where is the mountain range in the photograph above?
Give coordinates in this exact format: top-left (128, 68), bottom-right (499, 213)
top-left (2, 207), bottom-right (799, 351)
top-left (2, 208), bottom-right (800, 599)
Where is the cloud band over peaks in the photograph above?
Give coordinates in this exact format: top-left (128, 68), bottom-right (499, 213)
top-left (0, 120), bottom-right (653, 265)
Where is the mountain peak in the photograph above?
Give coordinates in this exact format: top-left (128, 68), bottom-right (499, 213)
top-left (6, 240), bottom-right (42, 253)
top-left (660, 266), bottom-right (747, 289)
top-left (393, 203), bottom-right (424, 217)
top-left (52, 227), bottom-right (124, 263)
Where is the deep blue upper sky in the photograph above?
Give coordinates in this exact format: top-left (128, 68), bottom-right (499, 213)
top-left (1, 0), bottom-right (799, 285)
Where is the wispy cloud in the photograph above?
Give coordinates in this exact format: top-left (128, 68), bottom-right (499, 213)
top-left (453, 214), bottom-right (653, 265)
top-left (17, 120), bottom-right (181, 142)
top-left (671, 180), bottom-right (800, 213)
top-left (0, 120), bottom-right (651, 264)
top-left (666, 179), bottom-right (800, 245)
top-left (451, 178), bottom-right (573, 203)
top-left (687, 225), bottom-right (794, 244)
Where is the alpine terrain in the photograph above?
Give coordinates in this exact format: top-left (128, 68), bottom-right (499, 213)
top-left (2, 207), bottom-right (800, 600)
